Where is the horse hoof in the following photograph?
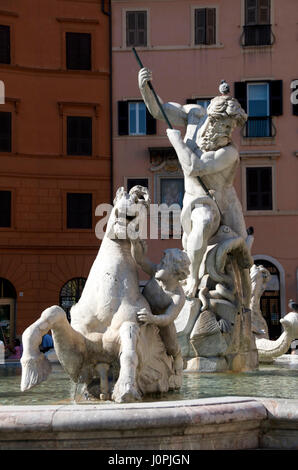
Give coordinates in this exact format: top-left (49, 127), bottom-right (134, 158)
top-left (112, 383), bottom-right (142, 403)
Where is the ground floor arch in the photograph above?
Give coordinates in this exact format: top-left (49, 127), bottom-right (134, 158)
top-left (59, 277), bottom-right (87, 321)
top-left (253, 255), bottom-right (285, 340)
top-left (0, 278), bottom-right (17, 345)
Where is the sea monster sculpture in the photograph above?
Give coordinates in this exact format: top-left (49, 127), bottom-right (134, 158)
top-left (250, 264), bottom-right (271, 339)
top-left (256, 301), bottom-right (298, 363)
top-left (21, 186), bottom-right (184, 403)
top-left (175, 225), bottom-right (258, 372)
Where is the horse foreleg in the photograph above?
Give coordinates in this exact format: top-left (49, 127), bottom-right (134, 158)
top-left (21, 305), bottom-right (87, 391)
top-left (111, 321), bottom-right (141, 403)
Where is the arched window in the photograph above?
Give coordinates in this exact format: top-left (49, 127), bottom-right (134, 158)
top-left (0, 278), bottom-right (16, 345)
top-left (254, 259), bottom-right (281, 340)
top-left (59, 277), bottom-right (86, 321)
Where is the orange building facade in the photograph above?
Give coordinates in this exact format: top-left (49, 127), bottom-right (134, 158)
top-left (112, 0), bottom-right (298, 339)
top-left (0, 0), bottom-right (112, 341)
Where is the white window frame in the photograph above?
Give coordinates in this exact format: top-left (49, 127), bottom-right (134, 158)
top-left (128, 101), bottom-right (146, 136)
top-left (247, 82), bottom-right (270, 117)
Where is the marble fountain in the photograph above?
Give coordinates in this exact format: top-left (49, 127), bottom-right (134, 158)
top-left (1, 76), bottom-right (298, 451)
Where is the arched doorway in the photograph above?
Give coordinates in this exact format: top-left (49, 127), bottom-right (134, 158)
top-left (59, 277), bottom-right (86, 322)
top-left (0, 278), bottom-right (17, 346)
top-left (254, 259), bottom-right (282, 340)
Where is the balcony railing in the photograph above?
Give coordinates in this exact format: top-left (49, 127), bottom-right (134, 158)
top-left (241, 24), bottom-right (275, 47)
top-left (242, 117), bottom-right (276, 138)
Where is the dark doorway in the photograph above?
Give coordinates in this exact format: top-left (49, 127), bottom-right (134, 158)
top-left (254, 260), bottom-right (281, 340)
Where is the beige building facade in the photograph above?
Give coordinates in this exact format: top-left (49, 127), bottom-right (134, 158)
top-left (112, 0), bottom-right (298, 339)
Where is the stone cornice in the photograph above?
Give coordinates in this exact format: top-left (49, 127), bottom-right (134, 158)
top-left (240, 150), bottom-right (280, 159)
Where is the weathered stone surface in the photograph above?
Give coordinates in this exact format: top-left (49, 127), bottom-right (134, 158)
top-left (0, 397), bottom-right (267, 450)
top-left (21, 187), bottom-right (186, 404)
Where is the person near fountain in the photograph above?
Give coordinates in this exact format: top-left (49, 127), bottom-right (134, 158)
top-left (131, 239), bottom-right (190, 376)
top-left (6, 338), bottom-right (23, 360)
top-left (39, 331), bottom-right (54, 353)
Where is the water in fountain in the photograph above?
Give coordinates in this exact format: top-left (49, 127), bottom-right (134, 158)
top-left (1, 358), bottom-right (298, 406)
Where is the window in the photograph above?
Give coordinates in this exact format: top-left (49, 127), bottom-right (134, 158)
top-left (0, 191), bottom-right (11, 228)
top-left (243, 0), bottom-right (272, 46)
top-left (234, 80), bottom-right (282, 137)
top-left (247, 83), bottom-right (270, 137)
top-left (0, 25), bottom-right (10, 64)
top-left (66, 32), bottom-right (91, 70)
top-left (187, 98), bottom-right (211, 122)
top-left (118, 101), bottom-right (156, 136)
top-left (67, 116), bottom-right (92, 156)
top-left (194, 8), bottom-right (216, 45)
top-left (126, 11), bottom-right (147, 47)
top-left (158, 178), bottom-right (184, 239)
top-left (0, 112), bottom-right (12, 152)
top-left (129, 102), bottom-right (146, 135)
top-left (67, 193), bottom-right (92, 229)
top-left (127, 178), bottom-right (148, 193)
top-left (0, 278), bottom-right (16, 344)
top-left (60, 277), bottom-right (86, 321)
top-left (160, 178), bottom-right (184, 208)
top-left (246, 167), bottom-right (272, 210)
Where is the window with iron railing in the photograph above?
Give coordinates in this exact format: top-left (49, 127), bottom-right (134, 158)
top-left (242, 24), bottom-right (273, 46)
top-left (234, 80), bottom-right (282, 138)
top-left (242, 0), bottom-right (274, 46)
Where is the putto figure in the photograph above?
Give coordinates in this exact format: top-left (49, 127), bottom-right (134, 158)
top-left (132, 240), bottom-right (190, 380)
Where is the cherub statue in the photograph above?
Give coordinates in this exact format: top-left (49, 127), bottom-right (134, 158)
top-left (132, 239), bottom-right (190, 378)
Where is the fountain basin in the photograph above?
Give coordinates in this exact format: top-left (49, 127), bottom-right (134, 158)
top-left (0, 397), bottom-right (298, 450)
top-left (1, 359), bottom-right (298, 450)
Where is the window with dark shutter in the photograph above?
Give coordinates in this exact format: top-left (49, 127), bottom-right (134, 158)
top-left (244, 0), bottom-right (271, 45)
top-left (67, 193), bottom-right (92, 229)
top-left (0, 112), bottom-right (12, 152)
top-left (126, 11), bottom-right (147, 47)
top-left (0, 191), bottom-right (11, 227)
top-left (235, 80), bottom-right (282, 137)
top-left (234, 82), bottom-right (248, 112)
top-left (66, 32), bottom-right (91, 70)
top-left (0, 25), bottom-right (10, 64)
top-left (146, 108), bottom-right (156, 135)
top-left (118, 101), bottom-right (129, 136)
top-left (194, 8), bottom-right (216, 45)
top-left (270, 80), bottom-right (283, 116)
top-left (245, 0), bottom-right (270, 24)
top-left (246, 167), bottom-right (272, 210)
top-left (67, 116), bottom-right (92, 156)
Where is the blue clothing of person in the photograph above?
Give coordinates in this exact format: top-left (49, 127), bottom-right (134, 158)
top-left (41, 334), bottom-right (54, 349)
